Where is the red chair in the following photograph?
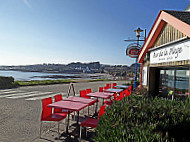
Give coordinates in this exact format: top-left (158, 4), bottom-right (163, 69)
top-left (40, 97), bottom-right (67, 138)
top-left (128, 85), bottom-right (132, 91)
top-left (79, 105), bottom-right (106, 140)
top-left (127, 85), bottom-right (132, 96)
top-left (104, 86), bottom-right (109, 90)
top-left (104, 93), bottom-right (117, 106)
top-left (112, 83), bottom-right (117, 89)
top-left (99, 87), bottom-right (104, 92)
top-left (54, 94), bottom-right (69, 116)
top-left (86, 88), bottom-right (92, 94)
top-left (80, 90), bottom-right (90, 99)
top-left (106, 83), bottom-right (111, 89)
top-left (54, 94), bottom-right (63, 113)
top-left (124, 89), bottom-right (131, 97)
top-left (85, 88), bottom-right (98, 115)
top-left (104, 100), bottom-right (113, 106)
top-left (116, 91), bottom-right (124, 101)
top-left (80, 90), bottom-right (91, 114)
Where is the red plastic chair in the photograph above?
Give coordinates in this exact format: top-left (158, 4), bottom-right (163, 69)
top-left (86, 88), bottom-right (92, 94)
top-left (104, 92), bottom-right (118, 106)
top-left (54, 94), bottom-right (70, 116)
top-left (104, 86), bottom-right (109, 90)
top-left (79, 105), bottom-right (106, 140)
top-left (54, 94), bottom-right (63, 113)
top-left (86, 88), bottom-right (98, 115)
top-left (80, 90), bottom-right (90, 99)
top-left (106, 83), bottom-right (111, 89)
top-left (124, 89), bottom-right (131, 97)
top-left (128, 85), bottom-right (132, 91)
top-left (126, 85), bottom-right (132, 96)
top-left (116, 91), bottom-right (124, 101)
top-left (112, 83), bottom-right (117, 89)
top-left (40, 97), bottom-right (67, 138)
top-left (99, 87), bottom-right (104, 92)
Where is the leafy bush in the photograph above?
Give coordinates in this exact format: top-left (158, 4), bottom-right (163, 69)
top-left (95, 95), bottom-right (190, 142)
top-left (0, 76), bottom-right (15, 89)
top-left (134, 86), bottom-right (148, 96)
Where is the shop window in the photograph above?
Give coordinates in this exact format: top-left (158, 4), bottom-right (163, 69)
top-left (159, 68), bottom-right (189, 99)
top-left (175, 70), bottom-right (189, 95)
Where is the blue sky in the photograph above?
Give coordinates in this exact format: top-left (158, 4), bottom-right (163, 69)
top-left (0, 0), bottom-right (189, 66)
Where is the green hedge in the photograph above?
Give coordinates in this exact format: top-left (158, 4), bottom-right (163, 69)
top-left (95, 95), bottom-right (190, 142)
top-left (14, 79), bottom-right (76, 86)
top-left (0, 76), bottom-right (15, 89)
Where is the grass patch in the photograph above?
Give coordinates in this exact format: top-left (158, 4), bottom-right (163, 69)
top-left (88, 79), bottom-right (109, 82)
top-left (14, 79), bottom-right (76, 86)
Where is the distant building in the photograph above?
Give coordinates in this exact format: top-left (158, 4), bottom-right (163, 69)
top-left (138, 7), bottom-right (190, 98)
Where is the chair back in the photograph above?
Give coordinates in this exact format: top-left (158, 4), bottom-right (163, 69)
top-left (99, 87), bottom-right (103, 92)
top-left (80, 90), bottom-right (90, 99)
top-left (126, 89), bottom-right (132, 96)
top-left (106, 83), bottom-right (111, 89)
top-left (41, 97), bottom-right (53, 120)
top-left (98, 105), bottom-right (106, 120)
top-left (86, 88), bottom-right (92, 94)
top-left (128, 85), bottom-right (132, 91)
top-left (120, 91), bottom-right (124, 100)
top-left (124, 89), bottom-right (129, 96)
top-left (113, 93), bottom-right (117, 100)
top-left (104, 86), bottom-right (109, 90)
top-left (54, 94), bottom-right (63, 113)
top-left (112, 83), bottom-right (117, 89)
top-left (54, 94), bottom-right (62, 102)
top-left (116, 91), bottom-right (124, 101)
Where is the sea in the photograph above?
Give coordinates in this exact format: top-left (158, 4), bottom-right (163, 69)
top-left (0, 70), bottom-right (75, 81)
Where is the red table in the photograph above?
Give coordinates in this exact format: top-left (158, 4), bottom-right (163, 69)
top-left (63, 96), bottom-right (97, 116)
top-left (115, 85), bottom-right (129, 90)
top-left (86, 92), bottom-right (113, 99)
top-left (48, 100), bottom-right (89, 134)
top-left (104, 88), bottom-right (123, 93)
top-left (86, 92), bottom-right (113, 115)
top-left (63, 96), bottom-right (97, 104)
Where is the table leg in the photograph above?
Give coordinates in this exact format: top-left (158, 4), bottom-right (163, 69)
top-left (102, 98), bottom-right (104, 105)
top-left (66, 111), bottom-right (70, 134)
top-left (92, 98), bottom-right (99, 117)
top-left (77, 111), bottom-right (79, 124)
top-left (95, 98), bottom-right (98, 114)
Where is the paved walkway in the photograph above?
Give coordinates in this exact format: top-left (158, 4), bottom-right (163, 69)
top-left (0, 81), bottom-right (127, 142)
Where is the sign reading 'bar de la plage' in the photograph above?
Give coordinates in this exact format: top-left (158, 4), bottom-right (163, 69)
top-left (150, 39), bottom-right (190, 64)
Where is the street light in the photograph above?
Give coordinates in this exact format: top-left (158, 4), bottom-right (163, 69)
top-left (134, 28), bottom-right (143, 89)
top-left (134, 27), bottom-right (143, 38)
top-left (125, 27), bottom-right (146, 89)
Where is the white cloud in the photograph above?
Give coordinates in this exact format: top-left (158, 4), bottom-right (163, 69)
top-left (22, 0), bottom-right (32, 8)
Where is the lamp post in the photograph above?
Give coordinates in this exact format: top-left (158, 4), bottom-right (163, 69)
top-left (134, 28), bottom-right (143, 89)
top-left (125, 27), bottom-right (145, 89)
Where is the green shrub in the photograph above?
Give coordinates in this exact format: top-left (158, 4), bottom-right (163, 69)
top-left (14, 79), bottom-right (75, 86)
top-left (0, 76), bottom-right (15, 89)
top-left (95, 95), bottom-right (190, 142)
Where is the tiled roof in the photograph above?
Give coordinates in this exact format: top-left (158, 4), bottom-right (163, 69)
top-left (164, 10), bottom-right (190, 25)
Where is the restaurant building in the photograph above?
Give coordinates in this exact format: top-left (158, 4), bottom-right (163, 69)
top-left (138, 7), bottom-right (190, 97)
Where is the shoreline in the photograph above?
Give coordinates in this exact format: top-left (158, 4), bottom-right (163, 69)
top-left (0, 70), bottom-right (114, 81)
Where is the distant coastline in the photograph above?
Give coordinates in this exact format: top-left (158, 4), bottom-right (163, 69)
top-left (0, 70), bottom-right (114, 81)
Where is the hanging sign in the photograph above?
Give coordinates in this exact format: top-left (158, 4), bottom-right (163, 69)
top-left (126, 43), bottom-right (141, 58)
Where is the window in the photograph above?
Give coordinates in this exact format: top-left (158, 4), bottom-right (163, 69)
top-left (159, 67), bottom-right (189, 97)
